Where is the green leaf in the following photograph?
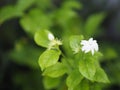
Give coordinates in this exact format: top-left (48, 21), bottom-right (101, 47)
top-left (85, 13), bottom-right (106, 36)
top-left (93, 67), bottom-right (110, 83)
top-left (69, 35), bottom-right (84, 53)
top-left (79, 57), bottom-right (96, 80)
top-left (66, 70), bottom-right (84, 90)
top-left (34, 30), bottom-right (52, 48)
top-left (0, 6), bottom-right (23, 24)
top-left (0, 0), bottom-right (35, 24)
top-left (62, 1), bottom-right (82, 9)
top-left (9, 40), bottom-right (42, 69)
top-left (43, 62), bottom-right (66, 77)
top-left (43, 76), bottom-right (61, 89)
top-left (90, 83), bottom-right (103, 90)
top-left (56, 8), bottom-right (77, 26)
top-left (39, 49), bottom-right (61, 71)
top-left (16, 0), bottom-right (35, 12)
top-left (75, 79), bottom-right (90, 90)
top-left (20, 9), bottom-right (52, 36)
top-left (13, 70), bottom-right (44, 90)
top-left (36, 0), bottom-right (52, 10)
top-left (94, 52), bottom-right (103, 59)
top-left (103, 47), bottom-right (118, 60)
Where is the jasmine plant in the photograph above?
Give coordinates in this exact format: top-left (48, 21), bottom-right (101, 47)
top-left (34, 29), bottom-right (110, 90)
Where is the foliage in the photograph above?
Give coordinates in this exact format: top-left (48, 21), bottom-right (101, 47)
top-left (34, 29), bottom-right (109, 90)
top-left (0, 0), bottom-right (120, 90)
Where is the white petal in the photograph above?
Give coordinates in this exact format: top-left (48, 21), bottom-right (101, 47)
top-left (82, 45), bottom-right (91, 53)
top-left (89, 38), bottom-right (93, 42)
top-left (91, 49), bottom-right (94, 55)
top-left (85, 49), bottom-right (90, 53)
top-left (80, 40), bottom-right (88, 45)
top-left (81, 46), bottom-right (86, 51)
top-left (95, 44), bottom-right (98, 51)
top-left (93, 40), bottom-right (97, 43)
top-left (92, 42), bottom-right (98, 51)
top-left (48, 33), bottom-right (54, 41)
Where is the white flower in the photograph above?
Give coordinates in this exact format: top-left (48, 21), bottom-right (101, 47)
top-left (48, 33), bottom-right (62, 49)
top-left (80, 38), bottom-right (99, 55)
top-left (48, 33), bottom-right (55, 41)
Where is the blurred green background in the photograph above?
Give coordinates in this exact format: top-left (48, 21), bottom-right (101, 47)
top-left (0, 0), bottom-right (120, 90)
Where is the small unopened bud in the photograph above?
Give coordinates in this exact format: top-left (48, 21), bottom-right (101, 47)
top-left (48, 33), bottom-right (54, 41)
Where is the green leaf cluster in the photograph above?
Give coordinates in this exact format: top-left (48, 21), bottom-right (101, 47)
top-left (34, 29), bottom-right (110, 90)
top-left (9, 39), bottom-right (42, 69)
top-left (0, 0), bottom-right (111, 90)
top-left (0, 0), bottom-right (36, 24)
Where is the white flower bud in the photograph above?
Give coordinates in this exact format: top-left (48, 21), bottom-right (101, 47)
top-left (48, 33), bottom-right (54, 41)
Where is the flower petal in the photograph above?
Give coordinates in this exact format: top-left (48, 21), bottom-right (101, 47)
top-left (48, 33), bottom-right (54, 41)
top-left (81, 40), bottom-right (88, 45)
